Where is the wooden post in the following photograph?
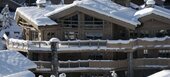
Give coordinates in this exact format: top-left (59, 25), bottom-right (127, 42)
top-left (127, 51), bottom-right (133, 77)
top-left (27, 52), bottom-right (32, 60)
top-left (51, 42), bottom-right (59, 77)
top-left (98, 39), bottom-right (100, 48)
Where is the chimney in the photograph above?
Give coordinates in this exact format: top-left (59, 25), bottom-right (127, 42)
top-left (145, 0), bottom-right (155, 8)
top-left (113, 0), bottom-right (131, 7)
top-left (36, 0), bottom-right (46, 8)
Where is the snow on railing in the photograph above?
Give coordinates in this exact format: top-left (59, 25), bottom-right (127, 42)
top-left (34, 59), bottom-right (127, 69)
top-left (8, 38), bottom-right (29, 50)
top-left (6, 36), bottom-right (170, 52)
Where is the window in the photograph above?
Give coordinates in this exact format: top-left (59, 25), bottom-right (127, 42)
top-left (64, 31), bottom-right (78, 40)
top-left (143, 49), bottom-right (148, 58)
top-left (84, 14), bottom-right (103, 29)
top-left (156, 30), bottom-right (167, 37)
top-left (89, 53), bottom-right (103, 60)
top-left (84, 14), bottom-right (93, 24)
top-left (62, 14), bottom-right (78, 28)
top-left (31, 31), bottom-right (38, 40)
top-left (159, 50), bottom-right (170, 58)
top-left (85, 32), bottom-right (103, 40)
top-left (47, 32), bottom-right (55, 40)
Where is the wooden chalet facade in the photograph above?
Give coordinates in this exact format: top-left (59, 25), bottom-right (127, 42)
top-left (8, 0), bottom-right (170, 77)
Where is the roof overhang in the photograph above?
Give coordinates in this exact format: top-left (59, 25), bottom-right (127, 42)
top-left (14, 8), bottom-right (58, 31)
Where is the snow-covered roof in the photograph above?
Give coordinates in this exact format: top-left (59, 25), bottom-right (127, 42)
top-left (135, 5), bottom-right (170, 19)
top-left (14, 0), bottom-right (170, 28)
top-left (15, 5), bottom-right (60, 26)
top-left (4, 71), bottom-right (35, 77)
top-left (0, 50), bottom-right (36, 77)
top-left (46, 0), bottom-right (140, 26)
top-left (148, 70), bottom-right (170, 77)
top-left (15, 0), bottom-right (141, 27)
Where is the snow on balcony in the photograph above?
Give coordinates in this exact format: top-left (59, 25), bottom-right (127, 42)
top-left (6, 36), bottom-right (170, 52)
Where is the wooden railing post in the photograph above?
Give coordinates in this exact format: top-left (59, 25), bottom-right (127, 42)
top-left (98, 39), bottom-right (100, 48)
top-left (89, 39), bottom-right (91, 47)
top-left (27, 41), bottom-right (29, 49)
top-left (50, 39), bottom-right (59, 77)
top-left (78, 40), bottom-right (80, 47)
top-left (39, 42), bottom-right (41, 48)
top-left (68, 40), bottom-right (70, 48)
top-left (127, 51), bottom-right (133, 77)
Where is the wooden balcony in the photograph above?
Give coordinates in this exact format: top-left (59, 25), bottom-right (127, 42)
top-left (33, 58), bottom-right (170, 73)
top-left (134, 58), bottom-right (170, 69)
top-left (33, 60), bottom-right (127, 73)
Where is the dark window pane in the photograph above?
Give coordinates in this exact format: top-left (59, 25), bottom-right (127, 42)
top-left (94, 18), bottom-right (102, 21)
top-left (85, 14), bottom-right (93, 21)
top-left (64, 21), bottom-right (71, 24)
top-left (72, 15), bottom-right (78, 21)
top-left (85, 21), bottom-right (93, 24)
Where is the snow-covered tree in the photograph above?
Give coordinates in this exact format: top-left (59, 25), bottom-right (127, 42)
top-left (0, 4), bottom-right (22, 39)
top-left (0, 4), bottom-right (12, 30)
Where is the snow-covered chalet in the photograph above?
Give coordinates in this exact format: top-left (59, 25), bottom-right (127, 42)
top-left (7, 0), bottom-right (170, 77)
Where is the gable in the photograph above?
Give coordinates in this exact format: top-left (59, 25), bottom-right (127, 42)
top-left (139, 13), bottom-right (170, 25)
top-left (135, 6), bottom-right (170, 24)
top-left (47, 6), bottom-right (137, 30)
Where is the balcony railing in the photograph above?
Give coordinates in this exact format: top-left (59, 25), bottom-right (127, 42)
top-left (134, 58), bottom-right (170, 68)
top-left (34, 60), bottom-right (127, 72)
top-left (33, 58), bottom-right (170, 72)
top-left (6, 36), bottom-right (170, 52)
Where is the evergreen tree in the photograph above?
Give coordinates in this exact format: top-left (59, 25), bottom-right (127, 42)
top-left (0, 4), bottom-right (12, 30)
